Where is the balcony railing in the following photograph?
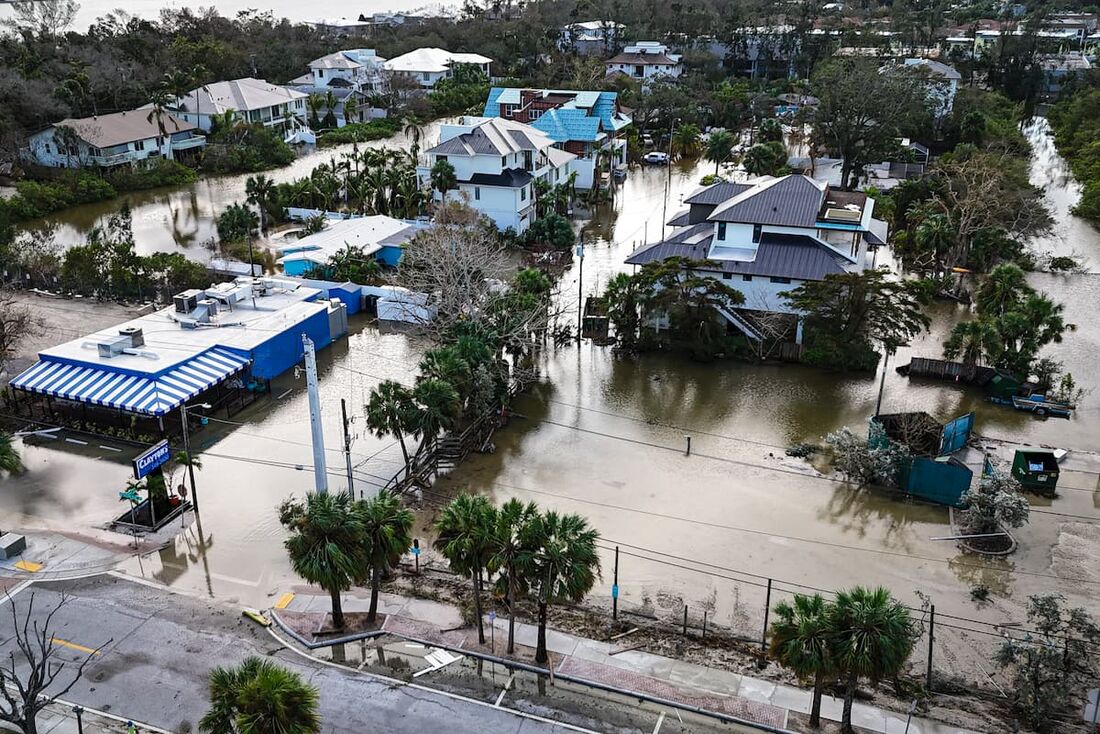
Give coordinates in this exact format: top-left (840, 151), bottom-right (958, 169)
top-left (89, 151), bottom-right (140, 167)
top-left (171, 135), bottom-right (206, 151)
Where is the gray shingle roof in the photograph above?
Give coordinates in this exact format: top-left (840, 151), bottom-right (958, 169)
top-left (625, 232), bottom-right (848, 281)
top-left (683, 181), bottom-right (752, 205)
top-left (465, 169), bottom-right (533, 187)
top-left (709, 175), bottom-right (826, 227)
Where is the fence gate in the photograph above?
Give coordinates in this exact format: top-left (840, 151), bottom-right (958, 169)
top-left (938, 411), bottom-right (975, 455)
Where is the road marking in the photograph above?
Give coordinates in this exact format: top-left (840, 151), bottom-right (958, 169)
top-left (0, 580), bottom-right (33, 605)
top-left (494, 673), bottom-right (515, 707)
top-left (65, 438), bottom-right (88, 445)
top-left (14, 560), bottom-right (42, 573)
top-left (51, 637), bottom-right (101, 656)
top-left (208, 571), bottom-right (262, 588)
top-left (274, 593), bottom-right (295, 610)
top-left (652, 711), bottom-right (665, 734)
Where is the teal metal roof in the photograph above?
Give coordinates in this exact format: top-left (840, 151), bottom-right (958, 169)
top-left (483, 87), bottom-right (630, 143)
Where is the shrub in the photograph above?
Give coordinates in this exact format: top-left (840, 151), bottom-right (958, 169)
top-left (317, 118), bottom-right (402, 146)
top-left (106, 159), bottom-right (198, 191)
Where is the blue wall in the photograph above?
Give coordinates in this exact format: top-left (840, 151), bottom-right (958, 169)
top-left (281, 259), bottom-right (315, 277)
top-left (245, 306), bottom-right (333, 380)
top-left (376, 245), bottom-right (404, 267)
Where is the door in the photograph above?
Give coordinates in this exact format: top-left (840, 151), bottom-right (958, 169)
top-left (939, 411), bottom-right (975, 455)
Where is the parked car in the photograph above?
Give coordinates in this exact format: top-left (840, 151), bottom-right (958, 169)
top-left (641, 133), bottom-right (654, 146)
top-left (643, 151), bottom-right (669, 165)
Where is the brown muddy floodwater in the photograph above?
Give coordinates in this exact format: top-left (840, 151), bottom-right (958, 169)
top-left (2, 120), bottom-right (1099, 683)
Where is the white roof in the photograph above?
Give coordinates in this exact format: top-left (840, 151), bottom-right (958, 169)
top-left (567, 20), bottom-right (624, 30)
top-left (309, 49), bottom-right (385, 70)
top-left (39, 280), bottom-right (325, 375)
top-left (175, 78), bottom-right (307, 116)
top-left (278, 216), bottom-right (422, 266)
top-left (384, 47), bottom-right (492, 74)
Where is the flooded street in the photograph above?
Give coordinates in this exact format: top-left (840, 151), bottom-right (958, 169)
top-left (2, 120), bottom-right (1099, 681)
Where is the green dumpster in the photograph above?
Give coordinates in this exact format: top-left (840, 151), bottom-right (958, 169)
top-left (1011, 449), bottom-right (1060, 493)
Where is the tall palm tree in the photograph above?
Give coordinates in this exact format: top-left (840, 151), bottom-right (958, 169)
top-left (409, 378), bottom-right (462, 457)
top-left (670, 123), bottom-right (702, 159)
top-left (912, 212), bottom-right (954, 270)
top-left (769, 593), bottom-right (834, 728)
top-left (944, 318), bottom-right (1000, 366)
top-left (705, 129), bottom-right (735, 175)
top-left (976, 263), bottom-right (1030, 318)
top-left (307, 94), bottom-right (323, 128)
top-left (245, 174), bottom-right (276, 232)
top-left (419, 350), bottom-right (472, 401)
top-left (323, 90), bottom-right (339, 128)
top-left (0, 433), bottom-right (24, 475)
top-left (146, 86), bottom-right (173, 137)
top-left (357, 490), bottom-right (414, 624)
top-left (343, 95), bottom-right (359, 125)
top-left (404, 121), bottom-right (423, 160)
top-left (517, 511), bottom-right (601, 665)
top-left (435, 495), bottom-right (497, 644)
top-left (364, 380), bottom-right (415, 472)
top-left (829, 586), bottom-right (916, 734)
top-left (489, 498), bottom-right (539, 654)
top-left (278, 492), bottom-right (369, 630)
top-left (430, 159), bottom-right (457, 204)
top-left (161, 69), bottom-right (193, 109)
top-left (200, 656), bottom-right (320, 734)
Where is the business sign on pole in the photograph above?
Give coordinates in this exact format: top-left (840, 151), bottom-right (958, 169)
top-left (133, 440), bottom-right (171, 480)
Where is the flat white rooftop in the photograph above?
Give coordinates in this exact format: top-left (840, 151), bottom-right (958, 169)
top-left (40, 280), bottom-right (326, 376)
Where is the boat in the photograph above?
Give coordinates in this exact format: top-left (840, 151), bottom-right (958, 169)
top-left (1009, 393), bottom-right (1075, 418)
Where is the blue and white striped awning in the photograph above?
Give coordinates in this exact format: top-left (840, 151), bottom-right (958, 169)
top-left (10, 347), bottom-right (250, 417)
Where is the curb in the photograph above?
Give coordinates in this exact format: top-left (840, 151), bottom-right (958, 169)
top-left (269, 608), bottom-right (387, 649)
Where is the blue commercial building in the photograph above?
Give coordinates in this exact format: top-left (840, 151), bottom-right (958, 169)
top-left (6, 278), bottom-right (347, 434)
top-left (482, 88), bottom-right (632, 189)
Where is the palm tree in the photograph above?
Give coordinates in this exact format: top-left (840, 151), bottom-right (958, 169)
top-left (769, 594), bottom-right (834, 728)
top-left (517, 511), bottom-right (601, 665)
top-left (245, 175), bottom-right (276, 232)
top-left (489, 498), bottom-right (539, 654)
top-left (343, 94), bottom-right (359, 125)
top-left (435, 495), bottom-right (497, 644)
top-left (944, 318), bottom-right (1000, 366)
top-left (670, 123), bottom-right (701, 159)
top-left (323, 91), bottom-right (339, 129)
top-left (404, 121), bottom-right (423, 160)
top-left (278, 492), bottom-right (369, 630)
top-left (200, 656), bottom-right (320, 734)
top-left (409, 378), bottom-right (462, 457)
top-left (0, 433), bottom-right (24, 475)
top-left (364, 380), bottom-right (415, 473)
top-left (307, 94), bottom-right (323, 129)
top-left (419, 350), bottom-right (472, 400)
top-left (430, 159), bottom-right (457, 204)
top-left (705, 129), bottom-right (735, 175)
top-left (161, 69), bottom-right (193, 109)
top-left (146, 86), bottom-right (173, 137)
top-left (976, 263), bottom-right (1030, 318)
top-left (912, 212), bottom-right (954, 270)
top-left (829, 586), bottom-right (916, 734)
top-left (357, 490), bottom-right (414, 624)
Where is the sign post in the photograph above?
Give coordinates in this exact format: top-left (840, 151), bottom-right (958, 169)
top-left (132, 440), bottom-right (170, 480)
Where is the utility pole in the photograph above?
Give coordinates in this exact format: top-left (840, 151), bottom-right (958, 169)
top-left (180, 402), bottom-right (210, 514)
top-left (303, 334), bottom-right (328, 494)
top-left (575, 239), bottom-right (584, 344)
top-left (875, 347), bottom-right (892, 417)
top-left (612, 545), bottom-right (619, 620)
top-left (341, 398), bottom-right (355, 496)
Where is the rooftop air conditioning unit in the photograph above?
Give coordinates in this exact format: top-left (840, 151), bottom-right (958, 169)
top-left (173, 289), bottom-right (204, 314)
top-left (198, 298), bottom-right (219, 318)
top-left (96, 335), bottom-right (131, 358)
top-left (118, 326), bottom-right (144, 348)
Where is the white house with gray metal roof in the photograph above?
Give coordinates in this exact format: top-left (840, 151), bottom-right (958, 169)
top-left (419, 116), bottom-right (575, 233)
top-left (26, 110), bottom-right (205, 169)
top-left (166, 78), bottom-right (309, 133)
top-left (626, 175), bottom-right (887, 340)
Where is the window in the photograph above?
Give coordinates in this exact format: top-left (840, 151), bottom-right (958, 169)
top-left (502, 155), bottom-right (507, 167)
top-left (134, 139), bottom-right (145, 151)
top-left (422, 72), bottom-right (430, 82)
top-left (474, 187), bottom-right (481, 201)
top-left (520, 187), bottom-right (527, 201)
top-left (437, 155), bottom-right (448, 162)
top-left (752, 224), bottom-right (762, 243)
top-left (717, 222), bottom-right (727, 240)
top-left (742, 275), bottom-right (753, 282)
top-left (722, 272), bottom-right (732, 280)
top-left (770, 276), bottom-right (791, 284)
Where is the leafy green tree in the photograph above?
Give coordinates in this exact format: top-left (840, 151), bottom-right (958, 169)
top-left (742, 141), bottom-right (788, 177)
top-left (996, 593), bottom-right (1100, 733)
top-left (278, 492), bottom-right (369, 630)
top-left (782, 269), bottom-right (931, 371)
top-left (758, 117), bottom-right (784, 143)
top-left (829, 587), bottom-right (916, 734)
top-left (769, 594), bottom-right (834, 728)
top-left (602, 272), bottom-right (642, 350)
top-left (358, 490), bottom-right (414, 624)
top-left (409, 378), bottom-right (462, 456)
top-left (430, 159), bottom-right (458, 203)
top-left (217, 203), bottom-right (259, 242)
top-left (0, 433), bottom-right (23, 475)
top-left (489, 499), bottom-right (540, 654)
top-left (525, 213), bottom-right (574, 248)
top-left (364, 380), bottom-right (415, 471)
top-left (943, 319), bottom-right (1000, 367)
top-left (200, 656), bottom-right (320, 734)
top-left (517, 511), bottom-right (601, 665)
top-left (435, 495), bottom-right (497, 644)
top-left (704, 128), bottom-right (735, 175)
top-left (811, 59), bottom-right (930, 189)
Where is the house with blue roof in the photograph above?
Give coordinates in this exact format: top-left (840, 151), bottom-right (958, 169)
top-left (483, 88), bottom-right (632, 189)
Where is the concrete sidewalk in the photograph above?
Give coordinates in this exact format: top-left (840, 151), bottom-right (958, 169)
top-left (280, 591), bottom-right (979, 734)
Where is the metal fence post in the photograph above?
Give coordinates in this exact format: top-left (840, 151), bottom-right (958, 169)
top-left (759, 578), bottom-right (772, 667)
top-left (926, 604), bottom-right (936, 692)
top-left (683, 605), bottom-right (688, 636)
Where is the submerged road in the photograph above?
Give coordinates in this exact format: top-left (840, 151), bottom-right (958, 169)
top-left (0, 575), bottom-right (587, 734)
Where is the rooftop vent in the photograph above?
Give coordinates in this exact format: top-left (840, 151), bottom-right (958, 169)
top-left (824, 207), bottom-right (861, 223)
top-left (118, 327), bottom-right (144, 348)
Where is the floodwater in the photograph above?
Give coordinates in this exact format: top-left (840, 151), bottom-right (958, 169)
top-left (12, 120), bottom-right (450, 260)
top-left (2, 121), bottom-right (1099, 679)
top-left (0, 0), bottom-right (440, 34)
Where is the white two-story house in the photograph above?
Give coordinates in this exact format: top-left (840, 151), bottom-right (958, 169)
top-left (168, 78), bottom-right (310, 134)
top-left (289, 49), bottom-right (389, 126)
top-left (25, 110), bottom-right (205, 169)
top-left (625, 175), bottom-right (886, 342)
top-left (384, 48), bottom-right (493, 89)
top-left (418, 116), bottom-right (576, 233)
top-left (605, 41), bottom-right (683, 85)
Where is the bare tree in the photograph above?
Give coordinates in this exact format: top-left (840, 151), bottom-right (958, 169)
top-left (0, 593), bottom-right (108, 734)
top-left (0, 1), bottom-right (80, 39)
top-left (0, 290), bottom-right (43, 379)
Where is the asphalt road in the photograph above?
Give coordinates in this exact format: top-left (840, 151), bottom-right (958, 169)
top-left (0, 575), bottom-right (591, 734)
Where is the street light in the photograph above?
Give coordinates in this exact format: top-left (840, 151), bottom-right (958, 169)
top-left (180, 401), bottom-right (212, 514)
